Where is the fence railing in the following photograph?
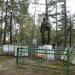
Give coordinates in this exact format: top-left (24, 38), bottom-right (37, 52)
top-left (16, 47), bottom-right (75, 75)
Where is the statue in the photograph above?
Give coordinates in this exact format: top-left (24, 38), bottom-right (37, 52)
top-left (40, 17), bottom-right (51, 45)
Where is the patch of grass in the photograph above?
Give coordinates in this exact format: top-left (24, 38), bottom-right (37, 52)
top-left (0, 48), bottom-right (3, 50)
top-left (0, 48), bottom-right (3, 54)
top-left (0, 56), bottom-right (11, 64)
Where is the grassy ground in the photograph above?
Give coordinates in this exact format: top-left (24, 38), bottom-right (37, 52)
top-left (0, 48), bottom-right (3, 55)
top-left (0, 56), bottom-right (13, 64)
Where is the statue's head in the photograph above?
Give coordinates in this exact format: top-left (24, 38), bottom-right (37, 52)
top-left (43, 17), bottom-right (46, 21)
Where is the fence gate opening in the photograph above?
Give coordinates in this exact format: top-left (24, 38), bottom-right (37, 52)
top-left (16, 47), bottom-right (75, 75)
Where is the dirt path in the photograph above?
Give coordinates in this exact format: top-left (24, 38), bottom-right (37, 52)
top-left (0, 57), bottom-right (75, 75)
top-left (0, 57), bottom-right (17, 75)
top-left (0, 57), bottom-right (60, 75)
top-left (0, 57), bottom-right (45, 75)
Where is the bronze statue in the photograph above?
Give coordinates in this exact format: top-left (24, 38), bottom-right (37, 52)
top-left (40, 17), bottom-right (51, 45)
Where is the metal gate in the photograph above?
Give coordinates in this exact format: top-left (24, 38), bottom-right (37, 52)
top-left (16, 48), bottom-right (75, 75)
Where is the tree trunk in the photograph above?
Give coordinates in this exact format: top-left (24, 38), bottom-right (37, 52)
top-left (10, 0), bottom-right (14, 44)
top-left (3, 0), bottom-right (8, 44)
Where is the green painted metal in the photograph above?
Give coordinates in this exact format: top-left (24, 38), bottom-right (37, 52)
top-left (16, 48), bottom-right (75, 75)
top-left (16, 47), bottom-right (19, 66)
top-left (67, 49), bottom-right (69, 75)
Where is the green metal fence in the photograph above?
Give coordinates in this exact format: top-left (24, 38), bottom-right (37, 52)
top-left (16, 47), bottom-right (75, 75)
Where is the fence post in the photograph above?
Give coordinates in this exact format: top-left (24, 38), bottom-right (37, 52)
top-left (66, 48), bottom-right (69, 75)
top-left (16, 47), bottom-right (19, 67)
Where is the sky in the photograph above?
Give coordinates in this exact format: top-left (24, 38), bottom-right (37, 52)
top-left (28, 0), bottom-right (75, 25)
top-left (29, 0), bottom-right (75, 15)
top-left (67, 0), bottom-right (75, 14)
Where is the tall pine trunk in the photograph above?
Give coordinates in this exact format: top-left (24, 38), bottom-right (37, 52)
top-left (10, 0), bottom-right (14, 44)
top-left (3, 0), bottom-right (8, 44)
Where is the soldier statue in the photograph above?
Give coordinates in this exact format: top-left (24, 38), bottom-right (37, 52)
top-left (40, 17), bottom-right (51, 45)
